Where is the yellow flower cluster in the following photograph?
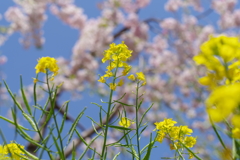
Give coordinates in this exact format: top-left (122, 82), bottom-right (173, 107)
top-left (206, 84), bottom-right (240, 123)
top-left (193, 35), bottom-right (240, 90)
top-left (98, 42), bottom-right (133, 90)
top-left (128, 72), bottom-right (147, 86)
top-left (35, 57), bottom-right (59, 80)
top-left (154, 118), bottom-right (197, 158)
top-left (0, 142), bottom-right (26, 160)
top-left (194, 35), bottom-right (240, 139)
top-left (119, 117), bottom-right (134, 128)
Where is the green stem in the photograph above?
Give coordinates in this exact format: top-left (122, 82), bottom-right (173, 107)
top-left (32, 115), bottom-right (54, 160)
top-left (101, 61), bottom-right (119, 159)
top-left (46, 71), bottom-right (65, 160)
top-left (135, 82), bottom-right (141, 160)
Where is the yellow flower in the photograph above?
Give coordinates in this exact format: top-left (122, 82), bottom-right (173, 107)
top-left (0, 145), bottom-right (7, 155)
top-left (169, 126), bottom-right (181, 140)
top-left (98, 76), bottom-right (106, 83)
top-left (142, 81), bottom-right (147, 86)
top-left (109, 83), bottom-right (117, 90)
top-left (193, 35), bottom-right (240, 90)
top-left (102, 41), bottom-right (132, 63)
top-left (122, 65), bottom-right (132, 76)
top-left (136, 72), bottom-right (145, 81)
top-left (232, 127), bottom-right (240, 139)
top-left (119, 117), bottom-right (132, 128)
top-left (232, 115), bottom-right (240, 128)
top-left (104, 70), bottom-right (114, 78)
top-left (128, 74), bottom-right (135, 81)
top-left (169, 142), bottom-right (182, 150)
top-left (183, 136), bottom-right (197, 148)
top-left (117, 79), bottom-right (124, 86)
top-left (206, 84), bottom-right (240, 122)
top-left (189, 153), bottom-right (194, 159)
top-left (180, 126), bottom-right (193, 135)
top-left (32, 78), bottom-right (38, 84)
top-left (154, 118), bottom-right (177, 131)
top-left (156, 131), bottom-right (165, 143)
top-left (35, 57), bottom-right (59, 76)
top-left (50, 76), bottom-right (54, 81)
top-left (3, 142), bottom-right (26, 160)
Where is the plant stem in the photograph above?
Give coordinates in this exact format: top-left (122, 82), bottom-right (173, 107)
top-left (101, 60), bottom-right (119, 159)
top-left (46, 71), bottom-right (65, 160)
top-left (135, 82), bottom-right (141, 160)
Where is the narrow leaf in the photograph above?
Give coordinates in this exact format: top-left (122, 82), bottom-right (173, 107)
top-left (0, 116), bottom-right (30, 131)
top-left (3, 80), bottom-right (24, 112)
top-left (22, 113), bottom-right (38, 131)
top-left (67, 108), bottom-right (86, 145)
top-left (108, 125), bottom-right (131, 131)
top-left (20, 76), bottom-right (32, 115)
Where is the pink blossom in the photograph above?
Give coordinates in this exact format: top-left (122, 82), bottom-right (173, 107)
top-left (160, 18), bottom-right (178, 30)
top-left (212, 0), bottom-right (237, 14)
top-left (0, 56), bottom-right (7, 65)
top-left (50, 4), bottom-right (87, 30)
top-left (164, 0), bottom-right (182, 12)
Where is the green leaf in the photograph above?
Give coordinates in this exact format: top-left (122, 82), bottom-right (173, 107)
top-left (72, 142), bottom-right (76, 160)
top-left (75, 129), bottom-right (101, 157)
top-left (22, 113), bottom-right (38, 131)
top-left (0, 116), bottom-right (30, 131)
top-left (67, 107), bottom-right (86, 145)
top-left (178, 140), bottom-right (202, 160)
top-left (126, 147), bottom-right (139, 160)
top-left (87, 116), bottom-right (102, 128)
top-left (139, 103), bottom-right (153, 126)
top-left (107, 130), bottom-right (131, 147)
top-left (20, 76), bottom-right (32, 115)
top-left (78, 134), bottom-right (101, 160)
top-left (52, 135), bottom-right (64, 160)
top-left (33, 74), bottom-right (38, 106)
top-left (16, 144), bottom-right (40, 160)
top-left (108, 125), bottom-right (132, 130)
top-left (210, 117), bottom-right (227, 150)
top-left (113, 152), bottom-right (121, 160)
top-left (91, 121), bottom-right (102, 136)
top-left (233, 139), bottom-right (240, 159)
top-left (3, 80), bottom-right (24, 112)
top-left (113, 100), bottom-right (134, 107)
top-left (143, 133), bottom-right (153, 160)
top-left (60, 101), bottom-right (69, 133)
top-left (143, 134), bottom-right (155, 160)
top-left (24, 136), bottom-right (51, 152)
top-left (91, 102), bottom-right (107, 114)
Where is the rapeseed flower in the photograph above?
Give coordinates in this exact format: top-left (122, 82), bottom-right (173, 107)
top-left (136, 72), bottom-right (147, 85)
top-left (109, 83), bottom-right (117, 91)
top-left (128, 74), bottom-right (135, 81)
top-left (0, 142), bottom-right (26, 160)
top-left (154, 118), bottom-right (197, 158)
top-left (98, 76), bottom-right (106, 83)
top-left (206, 83), bottom-right (240, 122)
top-left (183, 136), bottom-right (197, 148)
top-left (102, 41), bottom-right (132, 64)
top-left (35, 57), bottom-right (59, 76)
top-left (119, 117), bottom-right (133, 128)
top-left (193, 35), bottom-right (240, 90)
top-left (98, 41), bottom-right (133, 91)
top-left (154, 118), bottom-right (177, 131)
top-left (117, 79), bottom-right (124, 86)
top-left (232, 128), bottom-right (240, 139)
top-left (232, 115), bottom-right (240, 128)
